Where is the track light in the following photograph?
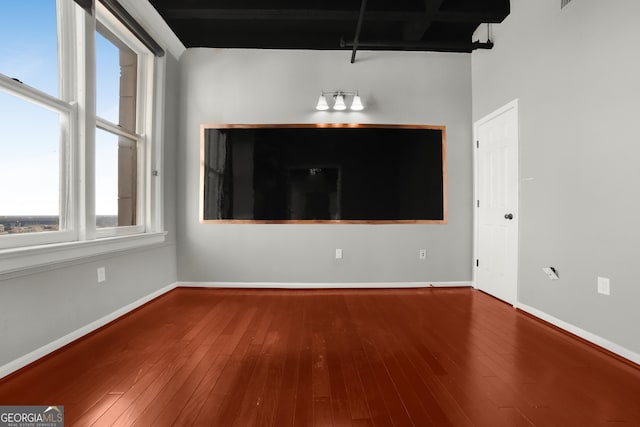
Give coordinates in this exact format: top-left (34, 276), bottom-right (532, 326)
top-left (315, 90), bottom-right (364, 111)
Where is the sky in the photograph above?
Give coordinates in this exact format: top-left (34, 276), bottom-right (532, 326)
top-left (0, 0), bottom-right (121, 217)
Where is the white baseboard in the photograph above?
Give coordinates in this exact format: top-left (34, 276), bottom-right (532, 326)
top-left (177, 281), bottom-right (472, 289)
top-left (0, 282), bottom-right (178, 381)
top-left (516, 302), bottom-right (640, 366)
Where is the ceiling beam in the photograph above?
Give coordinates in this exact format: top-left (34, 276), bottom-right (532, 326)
top-left (402, 0), bottom-right (446, 41)
top-left (162, 8), bottom-right (508, 24)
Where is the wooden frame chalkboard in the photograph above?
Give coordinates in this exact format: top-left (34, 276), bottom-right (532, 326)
top-left (200, 124), bottom-right (447, 224)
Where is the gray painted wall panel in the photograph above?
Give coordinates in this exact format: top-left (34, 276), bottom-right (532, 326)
top-left (472, 0), bottom-right (640, 354)
top-left (0, 54), bottom-right (180, 369)
top-left (0, 245), bottom-right (176, 365)
top-left (176, 49), bottom-right (474, 283)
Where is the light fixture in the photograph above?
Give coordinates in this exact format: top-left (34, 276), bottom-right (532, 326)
top-left (333, 93), bottom-right (347, 110)
top-left (315, 92), bottom-right (329, 110)
top-left (315, 90), bottom-right (364, 111)
top-left (350, 91), bottom-right (364, 111)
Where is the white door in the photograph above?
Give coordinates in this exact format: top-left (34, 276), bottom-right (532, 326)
top-left (474, 100), bottom-right (519, 305)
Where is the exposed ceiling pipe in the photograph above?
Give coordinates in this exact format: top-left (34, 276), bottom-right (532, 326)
top-left (350, 0), bottom-right (368, 63)
top-left (341, 39), bottom-right (494, 52)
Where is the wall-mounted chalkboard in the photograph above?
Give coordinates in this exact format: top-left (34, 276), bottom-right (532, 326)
top-left (200, 124), bottom-right (447, 223)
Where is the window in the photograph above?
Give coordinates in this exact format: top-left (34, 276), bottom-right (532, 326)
top-left (0, 91), bottom-right (71, 242)
top-left (0, 0), bottom-right (164, 258)
top-left (0, 0), bottom-right (75, 248)
top-left (95, 5), bottom-right (151, 236)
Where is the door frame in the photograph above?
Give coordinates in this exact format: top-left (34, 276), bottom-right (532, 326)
top-left (472, 99), bottom-right (520, 305)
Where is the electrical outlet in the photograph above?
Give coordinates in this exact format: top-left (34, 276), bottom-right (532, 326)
top-left (97, 266), bottom-right (106, 283)
top-left (335, 248), bottom-right (343, 259)
top-left (597, 276), bottom-right (610, 296)
top-left (419, 249), bottom-right (427, 260)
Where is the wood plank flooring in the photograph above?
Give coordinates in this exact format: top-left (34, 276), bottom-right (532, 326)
top-left (1, 287), bottom-right (639, 426)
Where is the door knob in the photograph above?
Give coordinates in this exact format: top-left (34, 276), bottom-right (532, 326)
top-left (504, 213), bottom-right (514, 220)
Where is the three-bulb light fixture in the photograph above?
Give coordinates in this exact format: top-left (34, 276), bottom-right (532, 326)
top-left (316, 90), bottom-right (364, 111)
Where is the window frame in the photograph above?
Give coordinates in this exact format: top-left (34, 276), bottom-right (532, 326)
top-left (0, 0), bottom-right (77, 249)
top-left (0, 0), bottom-right (166, 275)
top-left (94, 2), bottom-right (153, 238)
top-left (0, 74), bottom-right (77, 249)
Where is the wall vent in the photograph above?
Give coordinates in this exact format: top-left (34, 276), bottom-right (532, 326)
top-left (561, 0), bottom-right (573, 9)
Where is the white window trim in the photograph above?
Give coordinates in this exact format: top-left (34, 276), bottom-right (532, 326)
top-left (0, 0), bottom-right (166, 275)
top-left (150, 55), bottom-right (166, 232)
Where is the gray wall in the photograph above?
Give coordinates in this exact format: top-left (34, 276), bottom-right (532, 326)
top-left (0, 54), bottom-right (180, 368)
top-left (472, 0), bottom-right (640, 354)
top-left (177, 49), bottom-right (473, 283)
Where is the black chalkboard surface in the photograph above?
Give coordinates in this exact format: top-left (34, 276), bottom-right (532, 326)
top-left (201, 125), bottom-right (446, 223)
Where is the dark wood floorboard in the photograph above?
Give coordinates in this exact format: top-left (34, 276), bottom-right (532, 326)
top-left (1, 287), bottom-right (640, 426)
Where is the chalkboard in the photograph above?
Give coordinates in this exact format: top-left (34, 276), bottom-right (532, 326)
top-left (200, 125), bottom-right (447, 223)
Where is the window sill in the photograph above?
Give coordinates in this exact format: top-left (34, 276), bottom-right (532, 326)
top-left (0, 232), bottom-right (167, 280)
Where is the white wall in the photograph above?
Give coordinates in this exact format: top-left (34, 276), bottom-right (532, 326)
top-left (472, 0), bottom-right (640, 355)
top-left (177, 49), bottom-right (474, 284)
top-left (0, 54), bottom-right (180, 372)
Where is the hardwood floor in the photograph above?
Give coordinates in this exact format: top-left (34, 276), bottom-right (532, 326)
top-left (1, 287), bottom-right (639, 426)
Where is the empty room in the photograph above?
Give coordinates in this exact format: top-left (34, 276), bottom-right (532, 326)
top-left (1, 0), bottom-right (639, 425)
